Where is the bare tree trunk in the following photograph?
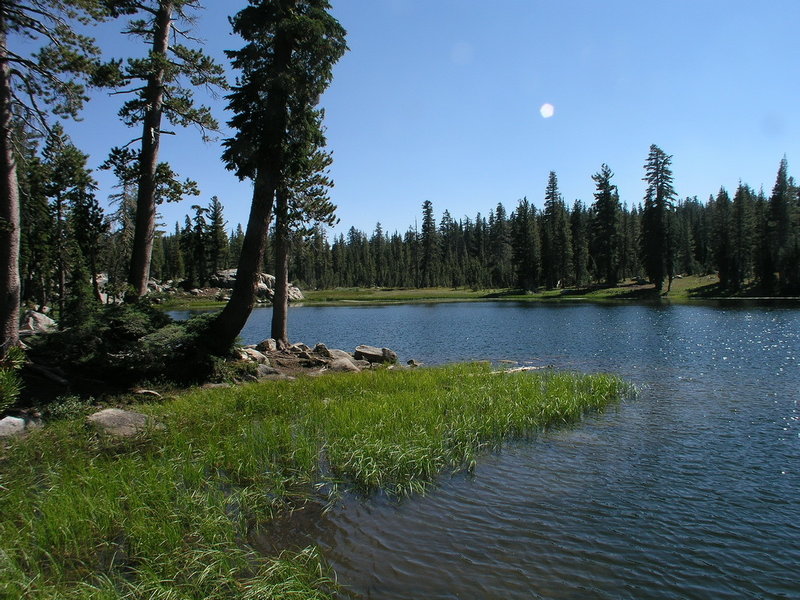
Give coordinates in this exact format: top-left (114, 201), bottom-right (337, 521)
top-left (127, 2), bottom-right (173, 300)
top-left (0, 26), bottom-right (20, 357)
top-left (204, 173), bottom-right (275, 354)
top-left (270, 189), bottom-right (290, 349)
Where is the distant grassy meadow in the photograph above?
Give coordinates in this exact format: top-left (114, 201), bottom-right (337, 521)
top-left (158, 274), bottom-right (768, 311)
top-left (0, 364), bottom-right (629, 599)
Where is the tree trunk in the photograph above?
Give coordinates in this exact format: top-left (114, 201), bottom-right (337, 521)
top-left (202, 15), bottom-right (295, 355)
top-left (0, 26), bottom-right (20, 357)
top-left (127, 2), bottom-right (173, 300)
top-left (204, 173), bottom-right (275, 354)
top-left (270, 189), bottom-right (290, 349)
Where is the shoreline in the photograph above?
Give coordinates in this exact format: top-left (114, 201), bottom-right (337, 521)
top-left (157, 276), bottom-right (800, 311)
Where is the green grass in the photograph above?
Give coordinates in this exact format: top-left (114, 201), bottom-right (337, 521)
top-left (0, 364), bottom-right (629, 599)
top-left (158, 275), bottom-right (799, 311)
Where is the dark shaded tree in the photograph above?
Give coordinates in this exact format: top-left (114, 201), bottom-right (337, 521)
top-left (571, 199), bottom-right (590, 287)
top-left (640, 144), bottom-right (677, 292)
top-left (510, 197), bottom-right (540, 290)
top-left (590, 164), bottom-right (620, 284)
top-left (541, 171), bottom-right (572, 288)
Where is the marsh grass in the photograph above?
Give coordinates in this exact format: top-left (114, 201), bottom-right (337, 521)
top-left (0, 364), bottom-right (628, 599)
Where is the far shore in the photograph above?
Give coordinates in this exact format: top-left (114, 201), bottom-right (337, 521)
top-left (156, 275), bottom-right (800, 311)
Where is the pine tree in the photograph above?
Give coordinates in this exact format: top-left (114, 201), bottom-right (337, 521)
top-left (228, 224), bottom-right (244, 268)
top-left (207, 0), bottom-right (346, 352)
top-left (41, 125), bottom-right (99, 318)
top-left (710, 189), bottom-right (732, 288)
top-left (18, 132), bottom-right (53, 308)
top-left (419, 200), bottom-right (439, 287)
top-left (764, 157), bottom-right (794, 292)
top-left (542, 171), bottom-right (572, 288)
top-left (571, 199), bottom-right (590, 287)
top-left (207, 196), bottom-right (228, 277)
top-left (730, 183), bottom-right (755, 291)
top-left (110, 0), bottom-right (226, 299)
top-left (641, 144), bottom-right (677, 292)
top-left (511, 198), bottom-right (541, 290)
top-left (0, 0), bottom-right (114, 355)
top-left (590, 164), bottom-right (620, 285)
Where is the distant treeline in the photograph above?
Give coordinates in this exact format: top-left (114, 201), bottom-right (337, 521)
top-left (150, 152), bottom-right (799, 296)
top-left (18, 149), bottom-right (800, 310)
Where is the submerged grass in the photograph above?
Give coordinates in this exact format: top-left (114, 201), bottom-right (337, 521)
top-left (0, 364), bottom-right (629, 599)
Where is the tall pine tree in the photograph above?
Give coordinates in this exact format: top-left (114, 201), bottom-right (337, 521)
top-left (641, 144), bottom-right (677, 292)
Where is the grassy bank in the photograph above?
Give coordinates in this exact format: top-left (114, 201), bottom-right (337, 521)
top-left (0, 364), bottom-right (628, 599)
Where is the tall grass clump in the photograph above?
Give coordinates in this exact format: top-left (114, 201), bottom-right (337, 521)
top-left (0, 363), bottom-right (628, 598)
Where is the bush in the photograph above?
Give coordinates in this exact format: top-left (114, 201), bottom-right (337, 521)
top-left (26, 303), bottom-right (230, 388)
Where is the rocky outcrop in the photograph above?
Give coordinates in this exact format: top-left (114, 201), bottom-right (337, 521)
top-left (19, 311), bottom-right (56, 337)
top-left (234, 341), bottom-right (401, 377)
top-left (208, 269), bottom-right (304, 302)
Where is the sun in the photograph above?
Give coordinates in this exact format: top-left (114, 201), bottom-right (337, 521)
top-left (539, 103), bottom-right (555, 119)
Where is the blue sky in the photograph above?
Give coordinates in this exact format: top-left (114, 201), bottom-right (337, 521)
top-left (63, 0), bottom-right (800, 237)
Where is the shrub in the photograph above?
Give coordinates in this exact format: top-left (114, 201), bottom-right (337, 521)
top-left (0, 347), bottom-right (25, 415)
top-left (26, 303), bottom-right (230, 388)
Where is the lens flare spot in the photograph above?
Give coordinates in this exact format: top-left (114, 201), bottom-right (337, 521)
top-left (539, 103), bottom-right (555, 119)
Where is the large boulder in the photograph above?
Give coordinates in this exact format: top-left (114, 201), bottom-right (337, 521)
top-left (354, 345), bottom-right (398, 364)
top-left (87, 408), bottom-right (162, 438)
top-left (19, 310), bottom-right (56, 336)
top-left (0, 416), bottom-right (26, 438)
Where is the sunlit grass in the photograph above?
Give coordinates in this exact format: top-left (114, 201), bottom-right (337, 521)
top-left (0, 364), bottom-right (629, 598)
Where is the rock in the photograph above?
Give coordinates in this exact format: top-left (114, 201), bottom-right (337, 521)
top-left (87, 408), bottom-right (162, 438)
top-left (290, 342), bottom-right (312, 354)
top-left (256, 338), bottom-right (278, 352)
top-left (354, 345), bottom-right (398, 364)
top-left (328, 357), bottom-right (361, 372)
top-left (0, 416), bottom-right (26, 438)
top-left (242, 348), bottom-right (269, 364)
top-left (201, 382), bottom-right (231, 389)
top-left (327, 348), bottom-right (355, 361)
top-left (313, 343), bottom-right (332, 358)
top-left (132, 389), bottom-right (162, 399)
top-left (189, 288), bottom-right (201, 296)
top-left (256, 364), bottom-right (280, 378)
top-left (407, 359), bottom-right (423, 368)
top-left (353, 359), bottom-right (372, 370)
top-left (19, 310), bottom-right (56, 336)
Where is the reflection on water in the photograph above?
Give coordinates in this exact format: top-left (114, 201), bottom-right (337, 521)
top-left (172, 302), bottom-right (800, 599)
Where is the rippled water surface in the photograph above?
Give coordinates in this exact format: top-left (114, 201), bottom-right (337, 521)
top-left (173, 302), bottom-right (800, 599)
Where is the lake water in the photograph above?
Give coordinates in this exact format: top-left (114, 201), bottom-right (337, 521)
top-left (170, 302), bottom-right (800, 599)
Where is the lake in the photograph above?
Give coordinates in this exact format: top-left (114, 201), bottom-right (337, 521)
top-left (170, 301), bottom-right (800, 599)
